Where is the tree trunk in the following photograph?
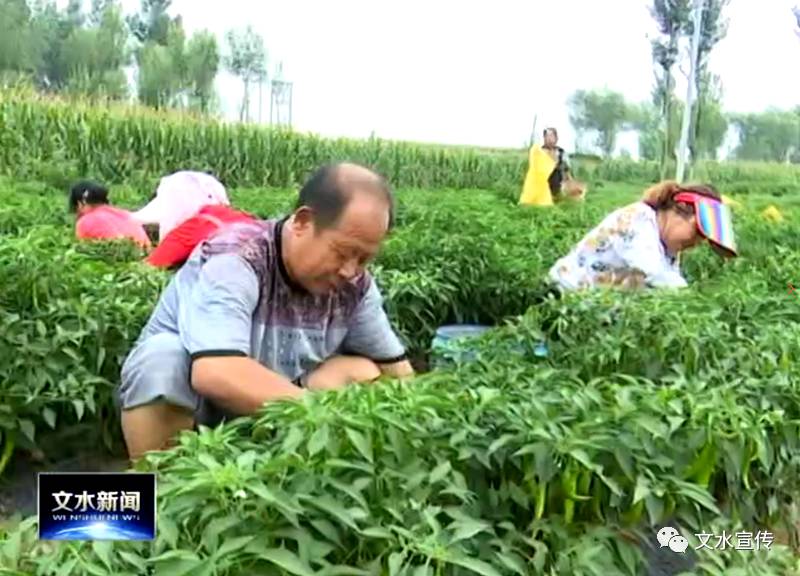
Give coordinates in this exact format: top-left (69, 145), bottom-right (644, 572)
top-left (687, 71), bottom-right (704, 179)
top-left (689, 94), bottom-right (703, 178)
top-left (240, 78), bottom-right (250, 122)
top-left (660, 71), bottom-right (671, 181)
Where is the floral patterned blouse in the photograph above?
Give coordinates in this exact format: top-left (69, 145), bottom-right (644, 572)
top-left (548, 202), bottom-right (687, 291)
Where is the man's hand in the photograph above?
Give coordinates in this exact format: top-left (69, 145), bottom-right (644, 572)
top-left (377, 359), bottom-right (414, 379)
top-left (306, 356), bottom-right (381, 391)
top-left (304, 356), bottom-right (414, 391)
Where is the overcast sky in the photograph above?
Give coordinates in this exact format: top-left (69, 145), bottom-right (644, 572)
top-left (61, 0), bottom-right (800, 153)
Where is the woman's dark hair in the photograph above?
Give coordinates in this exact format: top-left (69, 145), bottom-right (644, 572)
top-left (543, 127), bottom-right (558, 138)
top-left (69, 180), bottom-right (110, 212)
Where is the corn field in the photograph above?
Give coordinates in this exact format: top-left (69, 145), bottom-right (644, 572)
top-left (1, 89), bottom-right (799, 195)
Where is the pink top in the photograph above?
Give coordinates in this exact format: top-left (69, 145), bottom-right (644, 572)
top-left (76, 205), bottom-right (152, 248)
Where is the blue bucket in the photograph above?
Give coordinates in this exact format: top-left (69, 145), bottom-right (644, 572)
top-left (430, 324), bottom-right (549, 369)
top-left (430, 325), bottom-right (491, 368)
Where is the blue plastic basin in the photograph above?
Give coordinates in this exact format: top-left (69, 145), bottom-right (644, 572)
top-left (430, 324), bottom-right (548, 368)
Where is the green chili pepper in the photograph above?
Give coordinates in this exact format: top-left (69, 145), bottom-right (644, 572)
top-left (592, 482), bottom-right (605, 522)
top-left (535, 482), bottom-right (547, 520)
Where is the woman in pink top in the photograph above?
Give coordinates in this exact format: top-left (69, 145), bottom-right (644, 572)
top-left (70, 181), bottom-right (152, 248)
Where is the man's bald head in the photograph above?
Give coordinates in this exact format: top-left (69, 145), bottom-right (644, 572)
top-left (296, 163), bottom-right (394, 231)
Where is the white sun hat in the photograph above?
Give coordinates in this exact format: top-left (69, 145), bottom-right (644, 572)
top-left (133, 171), bottom-right (230, 241)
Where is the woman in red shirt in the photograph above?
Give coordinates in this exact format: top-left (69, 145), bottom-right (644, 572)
top-left (70, 181), bottom-right (151, 249)
top-left (145, 204), bottom-right (257, 269)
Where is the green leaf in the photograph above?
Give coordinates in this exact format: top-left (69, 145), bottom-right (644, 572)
top-left (18, 420), bottom-right (35, 443)
top-left (256, 547), bottom-right (315, 576)
top-left (429, 460), bottom-right (451, 484)
top-left (449, 518), bottom-right (490, 543)
top-left (72, 399), bottom-right (85, 421)
top-left (248, 484), bottom-right (301, 527)
top-left (633, 476), bottom-right (650, 505)
top-left (615, 539), bottom-right (641, 575)
top-left (235, 451), bottom-right (257, 471)
top-left (43, 407), bottom-right (57, 429)
top-left (345, 428), bottom-right (373, 463)
top-left (308, 424), bottom-right (330, 457)
top-left (201, 516), bottom-right (241, 554)
top-left (91, 540), bottom-right (113, 570)
top-left (282, 426), bottom-right (305, 454)
top-left (2, 529), bottom-right (21, 567)
top-left (82, 562), bottom-right (110, 576)
top-left (215, 535), bottom-right (255, 559)
top-left (645, 495), bottom-right (664, 525)
top-left (447, 554), bottom-right (503, 576)
top-left (158, 515), bottom-right (179, 548)
top-left (302, 495), bottom-right (359, 530)
top-left (317, 566), bottom-right (374, 576)
top-left (151, 551), bottom-right (205, 576)
top-left (119, 551), bottom-right (147, 571)
top-left (494, 551), bottom-right (527, 576)
top-left (197, 453), bottom-right (220, 471)
top-left (674, 480), bottom-right (721, 514)
top-left (488, 434), bottom-right (516, 456)
top-left (55, 558), bottom-right (78, 576)
top-left (310, 518), bottom-right (343, 547)
top-left (389, 551), bottom-right (406, 576)
top-left (568, 448), bottom-right (599, 472)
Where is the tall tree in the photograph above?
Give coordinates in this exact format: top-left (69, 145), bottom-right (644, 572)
top-left (568, 89), bottom-right (634, 157)
top-left (60, 0), bottom-right (130, 99)
top-left (225, 26), bottom-right (267, 122)
top-left (0, 0), bottom-right (41, 82)
top-left (650, 0), bottom-right (691, 178)
top-left (65, 0), bottom-right (84, 29)
top-left (127, 0), bottom-right (172, 45)
top-left (681, 0), bottom-right (731, 174)
top-left (137, 23), bottom-right (219, 113)
top-left (185, 31), bottom-right (219, 113)
top-left (633, 94), bottom-right (684, 162)
top-left (692, 71), bottom-right (728, 160)
top-left (731, 109), bottom-right (800, 163)
top-left (29, 0), bottom-right (78, 90)
top-left (90, 0), bottom-right (110, 26)
top-left (137, 21), bottom-right (184, 108)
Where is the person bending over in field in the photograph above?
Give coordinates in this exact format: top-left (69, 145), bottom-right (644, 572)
top-left (145, 202), bottom-right (258, 270)
top-left (118, 162), bottom-right (415, 460)
top-left (132, 170), bottom-right (231, 243)
top-left (547, 180), bottom-right (738, 291)
top-left (69, 180), bottom-right (151, 249)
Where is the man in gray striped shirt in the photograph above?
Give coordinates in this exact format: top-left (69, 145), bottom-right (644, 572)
top-left (118, 163), bottom-right (414, 460)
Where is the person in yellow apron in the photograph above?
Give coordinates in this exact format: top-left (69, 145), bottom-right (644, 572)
top-left (519, 128), bottom-right (585, 206)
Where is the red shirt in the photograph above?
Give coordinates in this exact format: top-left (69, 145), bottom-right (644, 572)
top-left (146, 204), bottom-right (256, 268)
top-left (76, 205), bottom-right (151, 248)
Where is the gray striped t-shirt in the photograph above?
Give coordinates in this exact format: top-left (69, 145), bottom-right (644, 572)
top-left (135, 217), bottom-right (407, 379)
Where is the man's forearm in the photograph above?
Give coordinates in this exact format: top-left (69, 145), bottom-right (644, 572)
top-left (191, 356), bottom-right (304, 415)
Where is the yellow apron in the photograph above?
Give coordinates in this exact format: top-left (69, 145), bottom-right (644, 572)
top-left (519, 145), bottom-right (555, 206)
